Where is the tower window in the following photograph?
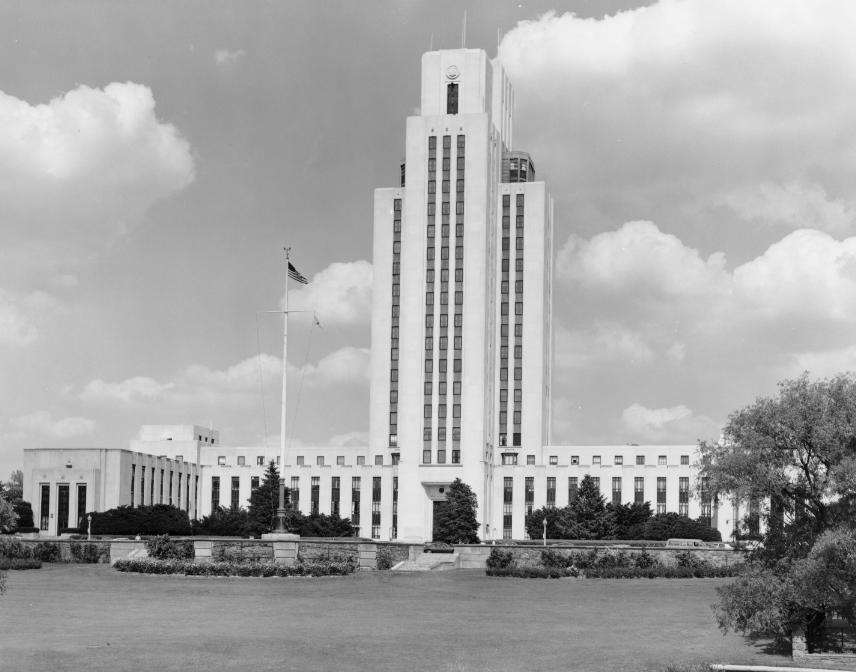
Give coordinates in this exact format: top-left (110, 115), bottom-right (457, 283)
top-left (447, 83), bottom-right (458, 115)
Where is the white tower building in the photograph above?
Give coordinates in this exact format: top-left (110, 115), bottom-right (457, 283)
top-left (369, 49), bottom-right (553, 540)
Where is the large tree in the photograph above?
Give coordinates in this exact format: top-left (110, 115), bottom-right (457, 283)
top-left (701, 373), bottom-right (856, 649)
top-left (246, 461), bottom-right (293, 536)
top-left (432, 478), bottom-right (480, 544)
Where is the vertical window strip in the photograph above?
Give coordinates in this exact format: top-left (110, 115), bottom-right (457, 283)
top-left (513, 193), bottom-right (524, 445)
top-left (433, 135), bottom-right (451, 462)
top-left (499, 194), bottom-right (510, 449)
top-left (423, 137), bottom-right (437, 463)
top-left (452, 135), bottom-right (464, 460)
top-left (389, 197), bottom-right (402, 447)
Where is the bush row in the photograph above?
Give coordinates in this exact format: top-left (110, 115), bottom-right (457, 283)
top-left (113, 557), bottom-right (356, 577)
top-left (0, 538), bottom-right (111, 563)
top-left (0, 558), bottom-right (42, 570)
top-left (486, 566), bottom-right (579, 578)
top-left (585, 565), bottom-right (741, 579)
top-left (540, 547), bottom-right (659, 570)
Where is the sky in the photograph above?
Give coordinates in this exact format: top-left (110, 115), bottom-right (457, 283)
top-left (2, 0), bottom-right (856, 478)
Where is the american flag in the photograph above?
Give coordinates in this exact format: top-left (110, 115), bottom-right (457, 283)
top-left (288, 261), bottom-right (308, 285)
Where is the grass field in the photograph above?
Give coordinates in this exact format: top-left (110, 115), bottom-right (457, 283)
top-left (0, 565), bottom-right (798, 672)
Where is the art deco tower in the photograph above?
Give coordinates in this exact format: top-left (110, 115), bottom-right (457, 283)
top-left (369, 49), bottom-right (553, 541)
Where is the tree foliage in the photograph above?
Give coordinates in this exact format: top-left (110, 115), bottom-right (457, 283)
top-left (88, 504), bottom-right (192, 536)
top-left (432, 478), bottom-right (480, 544)
top-left (245, 461), bottom-right (296, 536)
top-left (702, 373), bottom-right (856, 649)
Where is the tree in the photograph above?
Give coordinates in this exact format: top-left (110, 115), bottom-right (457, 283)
top-left (568, 475), bottom-right (615, 539)
top-left (295, 513), bottom-right (355, 537)
top-left (609, 501), bottom-right (652, 540)
top-left (1, 470), bottom-right (23, 502)
top-left (701, 373), bottom-right (856, 649)
top-left (641, 512), bottom-right (721, 542)
top-left (246, 461), bottom-right (294, 536)
top-left (0, 496), bottom-right (18, 532)
top-left (194, 506), bottom-right (251, 536)
top-left (432, 478), bottom-right (480, 544)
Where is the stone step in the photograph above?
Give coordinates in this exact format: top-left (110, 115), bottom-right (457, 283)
top-left (392, 553), bottom-right (458, 572)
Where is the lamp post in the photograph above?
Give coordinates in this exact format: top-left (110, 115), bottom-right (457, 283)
top-left (273, 248), bottom-right (291, 534)
top-left (542, 517), bottom-right (547, 546)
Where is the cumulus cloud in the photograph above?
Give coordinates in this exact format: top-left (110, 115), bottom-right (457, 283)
top-left (15, 411), bottom-right (95, 439)
top-left (0, 82), bottom-right (195, 281)
top-left (499, 2), bottom-right (856, 235)
top-left (328, 431), bottom-right (369, 447)
top-left (214, 48), bottom-right (245, 65)
top-left (621, 403), bottom-right (720, 443)
top-left (286, 260), bottom-right (372, 326)
top-left (292, 347), bottom-right (371, 387)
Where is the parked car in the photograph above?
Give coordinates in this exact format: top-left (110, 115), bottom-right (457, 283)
top-left (707, 541), bottom-right (734, 550)
top-left (665, 538), bottom-right (707, 548)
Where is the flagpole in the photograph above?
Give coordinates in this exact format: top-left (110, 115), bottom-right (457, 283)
top-left (274, 247), bottom-right (290, 532)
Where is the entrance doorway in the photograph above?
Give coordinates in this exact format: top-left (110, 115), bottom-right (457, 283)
top-left (57, 484), bottom-right (70, 534)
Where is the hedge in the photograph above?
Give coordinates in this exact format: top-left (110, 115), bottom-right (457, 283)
top-left (486, 566), bottom-right (579, 578)
top-left (86, 505), bottom-right (192, 536)
top-left (145, 535), bottom-right (195, 560)
top-left (584, 565), bottom-right (741, 579)
top-left (0, 558), bottom-right (42, 570)
top-left (0, 539), bottom-right (61, 562)
top-left (114, 557), bottom-right (356, 577)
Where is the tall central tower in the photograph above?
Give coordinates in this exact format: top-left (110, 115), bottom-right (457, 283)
top-left (369, 49), bottom-right (553, 541)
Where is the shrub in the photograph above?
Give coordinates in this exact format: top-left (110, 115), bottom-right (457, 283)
top-left (0, 558), bottom-right (42, 570)
top-left (485, 548), bottom-right (515, 570)
top-left (12, 501), bottom-right (34, 529)
top-left (633, 550), bottom-right (659, 569)
top-left (146, 535), bottom-right (195, 560)
top-left (31, 542), bottom-right (61, 562)
top-left (376, 546), bottom-right (397, 570)
top-left (69, 542), bottom-right (110, 563)
top-left (113, 557), bottom-right (356, 577)
top-left (0, 538), bottom-right (31, 559)
top-left (540, 548), bottom-right (574, 568)
top-left (87, 505), bottom-right (191, 536)
top-left (643, 513), bottom-right (722, 542)
top-left (674, 550), bottom-right (708, 569)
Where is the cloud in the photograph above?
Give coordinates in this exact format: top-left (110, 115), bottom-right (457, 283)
top-left (0, 290), bottom-right (56, 347)
top-left (499, 2), bottom-right (856, 235)
top-left (80, 376), bottom-right (174, 404)
top-left (14, 411), bottom-right (95, 439)
top-left (621, 403), bottom-right (720, 443)
top-left (214, 48), bottom-right (245, 65)
top-left (328, 431), bottom-right (369, 447)
top-left (286, 260), bottom-right (373, 326)
top-left (292, 346), bottom-right (371, 387)
top-left (0, 82), bottom-right (195, 282)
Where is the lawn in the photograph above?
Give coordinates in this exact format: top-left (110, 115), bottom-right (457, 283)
top-left (0, 565), bottom-right (797, 672)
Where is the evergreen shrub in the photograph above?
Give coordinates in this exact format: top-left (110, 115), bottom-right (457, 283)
top-left (87, 505), bottom-right (191, 536)
top-left (146, 535), bottom-right (195, 560)
top-left (113, 557), bottom-right (356, 577)
top-left (485, 547), bottom-right (515, 570)
top-left (0, 558), bottom-right (42, 570)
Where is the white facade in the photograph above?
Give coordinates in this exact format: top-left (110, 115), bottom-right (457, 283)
top-left (22, 49), bottom-right (748, 543)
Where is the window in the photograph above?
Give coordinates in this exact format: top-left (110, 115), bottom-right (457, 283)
top-left (591, 477), bottom-right (600, 494)
top-left (374, 455), bottom-right (383, 466)
top-left (547, 477), bottom-right (556, 508)
top-left (392, 453), bottom-right (400, 466)
top-left (311, 476), bottom-right (320, 516)
top-left (503, 477), bottom-right (513, 539)
top-left (351, 477), bottom-right (361, 528)
top-left (446, 83), bottom-right (458, 114)
top-left (316, 456), bottom-right (325, 466)
top-left (337, 455), bottom-right (345, 466)
top-left (501, 453), bottom-right (518, 466)
top-left (549, 455), bottom-right (558, 466)
top-left (680, 455), bottom-right (690, 466)
top-left (592, 455), bottom-right (601, 466)
top-left (423, 449), bottom-right (432, 464)
top-left (231, 476), bottom-right (240, 510)
top-left (614, 455), bottom-right (623, 466)
top-left (657, 477), bottom-right (667, 515)
top-left (237, 456), bottom-right (245, 466)
top-left (257, 456), bottom-right (265, 466)
top-left (217, 456), bottom-right (226, 466)
top-left (634, 477), bottom-right (644, 504)
top-left (296, 456), bottom-right (305, 466)
top-left (526, 455), bottom-right (535, 465)
top-left (568, 477), bottom-right (578, 504)
top-left (658, 455), bottom-right (667, 466)
top-left (525, 477), bottom-right (534, 517)
top-left (570, 455), bottom-right (579, 465)
top-left (251, 476), bottom-right (260, 491)
top-left (636, 455), bottom-right (645, 466)
top-left (331, 476), bottom-right (341, 517)
top-left (356, 456), bottom-right (366, 466)
top-left (611, 477), bottom-right (622, 506)
top-left (211, 476), bottom-right (220, 510)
